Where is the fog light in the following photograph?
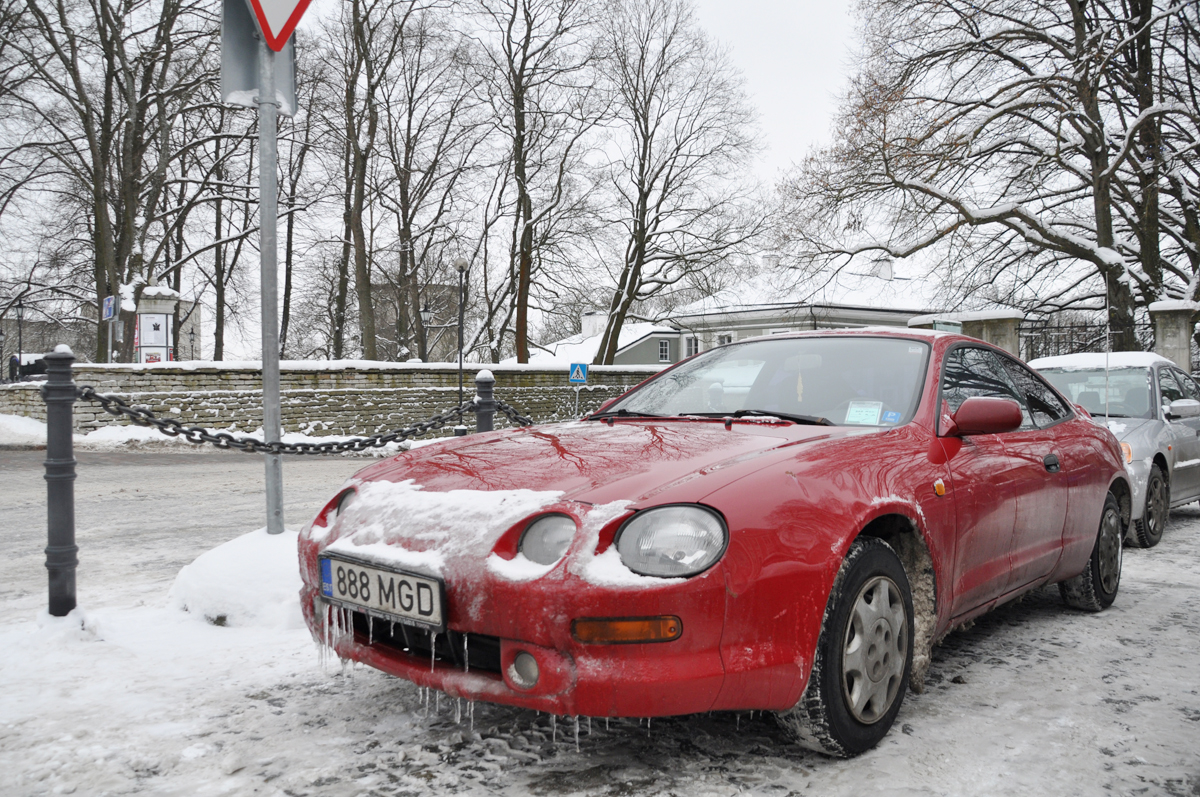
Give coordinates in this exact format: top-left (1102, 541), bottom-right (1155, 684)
top-left (509, 651), bottom-right (539, 689)
top-left (572, 616), bottom-right (683, 644)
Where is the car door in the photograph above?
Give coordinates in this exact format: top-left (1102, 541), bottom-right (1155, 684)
top-left (938, 345), bottom-right (1036, 616)
top-left (998, 356), bottom-right (1072, 591)
top-left (1163, 367), bottom-right (1200, 501)
top-left (1156, 368), bottom-right (1200, 500)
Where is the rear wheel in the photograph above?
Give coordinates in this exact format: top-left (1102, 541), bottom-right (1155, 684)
top-left (777, 537), bottom-right (913, 757)
top-left (1132, 465), bottom-right (1167, 548)
top-left (1060, 492), bottom-right (1122, 611)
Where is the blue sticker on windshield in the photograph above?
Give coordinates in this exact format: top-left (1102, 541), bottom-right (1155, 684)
top-left (882, 411), bottom-right (902, 424)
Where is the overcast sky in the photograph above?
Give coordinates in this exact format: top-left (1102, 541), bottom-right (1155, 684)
top-left (693, 0), bottom-right (857, 182)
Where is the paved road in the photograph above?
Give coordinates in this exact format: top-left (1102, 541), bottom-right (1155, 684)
top-left (1, 450), bottom-right (1198, 795)
top-left (1, 449), bottom-right (366, 616)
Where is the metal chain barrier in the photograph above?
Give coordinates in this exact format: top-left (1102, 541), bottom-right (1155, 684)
top-left (75, 386), bottom-right (531, 456)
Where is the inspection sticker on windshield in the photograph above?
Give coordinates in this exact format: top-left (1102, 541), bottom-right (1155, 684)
top-left (881, 410), bottom-right (902, 424)
top-left (845, 401), bottom-right (883, 425)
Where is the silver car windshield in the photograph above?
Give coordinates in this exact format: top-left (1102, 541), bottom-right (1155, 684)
top-left (1038, 367), bottom-right (1154, 419)
top-left (604, 336), bottom-right (931, 426)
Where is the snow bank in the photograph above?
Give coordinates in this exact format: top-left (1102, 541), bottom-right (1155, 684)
top-left (168, 528), bottom-right (304, 629)
top-left (0, 413), bottom-right (47, 446)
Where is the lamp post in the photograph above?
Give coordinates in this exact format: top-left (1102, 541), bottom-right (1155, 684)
top-left (16, 298), bottom-right (24, 380)
top-left (455, 257), bottom-right (467, 408)
top-left (0, 325), bottom-right (6, 381)
top-left (188, 327), bottom-right (196, 360)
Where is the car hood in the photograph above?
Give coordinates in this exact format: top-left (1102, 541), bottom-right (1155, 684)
top-left (1096, 416), bottom-right (1154, 441)
top-left (349, 418), bottom-right (861, 506)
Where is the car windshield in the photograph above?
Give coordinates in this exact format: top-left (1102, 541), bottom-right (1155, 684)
top-left (1037, 367), bottom-right (1154, 419)
top-left (599, 336), bottom-right (931, 426)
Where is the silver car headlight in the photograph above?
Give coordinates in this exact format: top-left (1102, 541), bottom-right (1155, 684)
top-left (519, 514), bottom-right (577, 565)
top-left (615, 505), bottom-right (728, 577)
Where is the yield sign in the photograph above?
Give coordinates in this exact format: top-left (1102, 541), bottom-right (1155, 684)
top-left (245, 0), bottom-right (313, 52)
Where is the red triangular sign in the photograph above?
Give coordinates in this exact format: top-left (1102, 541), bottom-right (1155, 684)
top-left (245, 0), bottom-right (313, 52)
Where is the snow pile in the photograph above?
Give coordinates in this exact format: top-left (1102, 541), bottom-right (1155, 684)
top-left (168, 528), bottom-right (305, 629)
top-left (0, 413), bottom-right (47, 447)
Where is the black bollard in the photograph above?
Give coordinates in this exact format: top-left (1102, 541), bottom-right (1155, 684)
top-left (474, 370), bottom-right (496, 433)
top-left (42, 347), bottom-right (78, 617)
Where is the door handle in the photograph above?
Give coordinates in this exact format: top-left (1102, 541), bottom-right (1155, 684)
top-left (1043, 454), bottom-right (1060, 473)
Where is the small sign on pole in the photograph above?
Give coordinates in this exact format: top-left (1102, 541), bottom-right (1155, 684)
top-left (221, 0), bottom-right (297, 116)
top-left (569, 363), bottom-right (589, 384)
top-left (245, 0), bottom-right (314, 52)
top-left (101, 296), bottom-right (115, 322)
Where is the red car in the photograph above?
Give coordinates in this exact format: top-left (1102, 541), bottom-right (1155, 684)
top-left (299, 329), bottom-right (1129, 757)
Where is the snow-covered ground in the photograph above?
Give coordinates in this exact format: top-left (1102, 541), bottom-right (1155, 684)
top-left (1, 449), bottom-right (1198, 796)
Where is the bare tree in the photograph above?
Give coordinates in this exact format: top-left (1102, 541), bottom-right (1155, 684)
top-left (592, 0), bottom-right (761, 365)
top-left (781, 0), bottom-right (1199, 350)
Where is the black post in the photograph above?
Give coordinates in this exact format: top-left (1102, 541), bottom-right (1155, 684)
top-left (474, 370), bottom-right (496, 433)
top-left (42, 347), bottom-right (78, 616)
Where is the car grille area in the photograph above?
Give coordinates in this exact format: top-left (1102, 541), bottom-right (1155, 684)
top-left (349, 610), bottom-right (502, 674)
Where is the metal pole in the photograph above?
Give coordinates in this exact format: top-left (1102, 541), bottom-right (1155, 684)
top-left (107, 319), bottom-right (113, 364)
top-left (258, 39), bottom-right (284, 534)
top-left (17, 299), bottom-right (23, 379)
top-left (42, 348), bottom-right (78, 616)
top-left (456, 258), bottom-right (466, 406)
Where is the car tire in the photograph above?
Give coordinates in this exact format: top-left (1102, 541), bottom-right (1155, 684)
top-left (1132, 465), bottom-right (1168, 548)
top-left (776, 536), bottom-right (913, 758)
top-left (1059, 492), bottom-right (1122, 611)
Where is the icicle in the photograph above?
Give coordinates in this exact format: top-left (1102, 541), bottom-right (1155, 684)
top-left (587, 716), bottom-right (592, 736)
top-left (436, 692), bottom-right (442, 714)
top-left (368, 615), bottom-right (374, 646)
top-left (551, 715), bottom-right (557, 744)
top-left (430, 632), bottom-right (438, 672)
top-left (605, 717), bottom-right (610, 731)
top-left (456, 698), bottom-right (462, 725)
top-left (736, 714), bottom-right (740, 730)
top-left (647, 717), bottom-right (651, 737)
top-left (574, 716), bottom-right (580, 752)
top-left (469, 700), bottom-right (475, 732)
top-left (464, 634), bottom-right (469, 673)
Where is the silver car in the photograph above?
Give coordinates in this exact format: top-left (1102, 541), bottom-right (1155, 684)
top-left (1031, 352), bottom-right (1200, 548)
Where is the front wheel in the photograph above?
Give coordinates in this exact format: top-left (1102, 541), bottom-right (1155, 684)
top-left (1132, 465), bottom-right (1167, 548)
top-left (1060, 492), bottom-right (1122, 611)
top-left (776, 537), bottom-right (913, 757)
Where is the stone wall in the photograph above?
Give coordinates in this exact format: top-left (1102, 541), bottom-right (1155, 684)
top-left (0, 362), bottom-right (662, 435)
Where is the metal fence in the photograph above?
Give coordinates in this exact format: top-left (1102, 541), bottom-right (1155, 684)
top-left (1018, 320), bottom-right (1156, 362)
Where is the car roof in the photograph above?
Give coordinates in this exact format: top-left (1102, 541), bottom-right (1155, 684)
top-left (1029, 352), bottom-right (1172, 371)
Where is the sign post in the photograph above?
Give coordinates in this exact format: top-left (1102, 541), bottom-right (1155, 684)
top-left (221, 0), bottom-right (310, 535)
top-left (569, 363), bottom-right (588, 416)
top-left (101, 296), bottom-right (115, 364)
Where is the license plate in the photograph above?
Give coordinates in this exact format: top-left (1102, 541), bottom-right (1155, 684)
top-left (320, 555), bottom-right (445, 631)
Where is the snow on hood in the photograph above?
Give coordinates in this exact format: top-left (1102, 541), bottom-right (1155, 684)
top-left (322, 480), bottom-right (564, 578)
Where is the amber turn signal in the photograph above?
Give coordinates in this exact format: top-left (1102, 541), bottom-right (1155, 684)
top-left (571, 616), bottom-right (683, 644)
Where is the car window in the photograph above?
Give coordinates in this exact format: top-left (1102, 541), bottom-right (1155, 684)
top-left (1158, 368), bottom-right (1184, 408)
top-left (1037, 366), bottom-right (1155, 419)
top-left (1172, 369), bottom-right (1200, 402)
top-left (941, 346), bottom-right (1034, 430)
top-left (1001, 357), bottom-right (1072, 427)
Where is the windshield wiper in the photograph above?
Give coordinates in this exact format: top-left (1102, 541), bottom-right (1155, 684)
top-left (690, 409), bottom-right (835, 426)
top-left (587, 408), bottom-right (669, 420)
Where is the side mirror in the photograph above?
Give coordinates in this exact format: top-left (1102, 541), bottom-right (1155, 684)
top-left (948, 397), bottom-right (1023, 436)
top-left (1167, 398), bottom-right (1200, 419)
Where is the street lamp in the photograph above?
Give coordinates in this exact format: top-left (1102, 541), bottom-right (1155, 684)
top-left (455, 257), bottom-right (467, 409)
top-left (188, 327), bottom-right (196, 360)
top-left (0, 324), bottom-right (6, 382)
top-left (16, 298), bottom-right (24, 380)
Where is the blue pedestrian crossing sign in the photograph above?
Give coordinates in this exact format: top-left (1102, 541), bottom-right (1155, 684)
top-left (569, 363), bottom-right (588, 384)
top-left (101, 295), bottom-right (116, 321)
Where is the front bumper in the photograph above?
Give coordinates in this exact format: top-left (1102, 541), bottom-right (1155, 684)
top-left (299, 553), bottom-right (730, 717)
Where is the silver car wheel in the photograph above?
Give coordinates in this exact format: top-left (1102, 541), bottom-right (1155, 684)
top-left (841, 575), bottom-right (907, 724)
top-left (1098, 502), bottom-right (1123, 595)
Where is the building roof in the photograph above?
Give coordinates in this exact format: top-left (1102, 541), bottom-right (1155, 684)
top-left (511, 322), bottom-right (678, 365)
top-left (670, 265), bottom-right (942, 320)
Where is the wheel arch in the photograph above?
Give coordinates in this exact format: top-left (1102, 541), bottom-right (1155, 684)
top-left (1108, 472), bottom-right (1133, 533)
top-left (854, 513), bottom-right (937, 693)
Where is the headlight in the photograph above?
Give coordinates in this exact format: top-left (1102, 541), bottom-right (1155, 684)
top-left (615, 505), bottom-right (728, 577)
top-left (519, 514), bottom-right (576, 565)
top-left (1120, 442), bottom-right (1133, 464)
